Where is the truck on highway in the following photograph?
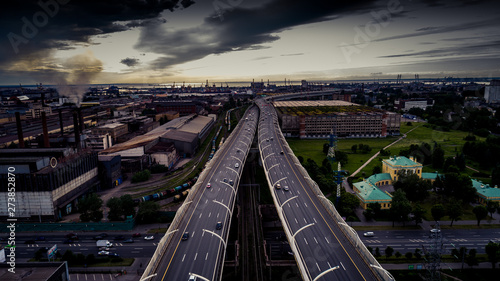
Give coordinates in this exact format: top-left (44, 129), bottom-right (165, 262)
top-left (96, 240), bottom-right (113, 248)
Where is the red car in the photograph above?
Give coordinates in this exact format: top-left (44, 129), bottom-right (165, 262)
top-left (132, 233), bottom-right (141, 238)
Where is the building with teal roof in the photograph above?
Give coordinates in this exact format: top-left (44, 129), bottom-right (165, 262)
top-left (471, 179), bottom-right (500, 204)
top-left (352, 179), bottom-right (393, 209)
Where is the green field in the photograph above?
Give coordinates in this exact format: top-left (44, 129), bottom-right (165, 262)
top-left (286, 122), bottom-right (488, 179)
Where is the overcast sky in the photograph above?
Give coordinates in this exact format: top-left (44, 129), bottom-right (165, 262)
top-left (1, 0), bottom-right (499, 85)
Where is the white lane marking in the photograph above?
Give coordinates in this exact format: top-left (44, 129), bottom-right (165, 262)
top-left (297, 190), bottom-right (300, 194)
top-left (304, 202), bottom-right (308, 208)
top-left (314, 237), bottom-right (318, 244)
top-left (134, 248), bottom-right (143, 250)
top-left (109, 274), bottom-right (112, 280)
top-left (327, 262), bottom-right (331, 268)
top-left (325, 237), bottom-right (330, 244)
top-left (218, 188), bottom-right (220, 191)
top-left (131, 251), bottom-right (140, 253)
top-left (340, 262), bottom-right (346, 270)
top-left (182, 254), bottom-right (186, 262)
top-left (192, 231), bottom-right (195, 237)
top-left (205, 199), bottom-right (208, 204)
top-left (209, 212), bottom-right (211, 218)
top-left (304, 238), bottom-right (308, 245)
top-left (313, 218), bottom-right (317, 223)
top-left (205, 253), bottom-right (209, 260)
top-left (303, 218), bottom-right (307, 223)
top-left (77, 274), bottom-right (79, 281)
top-left (288, 203), bottom-right (290, 208)
top-left (316, 262), bottom-right (320, 271)
top-left (199, 213), bottom-right (202, 219)
top-left (217, 213), bottom-right (220, 218)
top-left (101, 274), bottom-right (104, 280)
top-left (292, 180), bottom-right (294, 184)
top-left (85, 274), bottom-right (88, 280)
top-left (221, 198), bottom-right (224, 203)
top-left (94, 274), bottom-right (96, 281)
top-left (194, 253), bottom-right (198, 261)
top-left (153, 243), bottom-right (157, 246)
top-left (295, 218), bottom-right (298, 224)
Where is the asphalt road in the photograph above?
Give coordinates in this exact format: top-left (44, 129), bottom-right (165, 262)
top-left (152, 106), bottom-right (259, 281)
top-left (358, 228), bottom-right (500, 255)
top-left (257, 100), bottom-right (379, 281)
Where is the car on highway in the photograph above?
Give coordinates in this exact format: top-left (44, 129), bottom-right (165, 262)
top-left (63, 239), bottom-right (73, 244)
top-left (189, 275), bottom-right (197, 281)
top-left (275, 183), bottom-right (281, 189)
top-left (206, 183), bottom-right (211, 188)
top-left (280, 151), bottom-right (284, 155)
top-left (35, 236), bottom-right (45, 241)
top-left (363, 232), bottom-right (375, 237)
top-left (98, 251), bottom-right (109, 256)
top-left (182, 232), bottom-right (190, 241)
top-left (123, 239), bottom-right (134, 243)
top-left (283, 186), bottom-right (289, 191)
top-left (108, 253), bottom-right (120, 257)
top-left (99, 247), bottom-right (111, 251)
top-left (216, 222), bottom-right (222, 230)
top-left (132, 233), bottom-right (141, 238)
top-left (229, 179), bottom-right (234, 186)
top-left (235, 163), bottom-right (239, 168)
top-left (66, 233), bottom-right (78, 240)
top-left (144, 235), bottom-right (154, 240)
top-left (223, 178), bottom-right (227, 183)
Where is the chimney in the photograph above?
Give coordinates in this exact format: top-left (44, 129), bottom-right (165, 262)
top-left (41, 111), bottom-right (50, 148)
top-left (73, 111), bottom-right (81, 149)
top-left (41, 92), bottom-right (45, 107)
top-left (15, 112), bottom-right (25, 148)
top-left (78, 108), bottom-right (84, 133)
top-left (59, 109), bottom-right (64, 136)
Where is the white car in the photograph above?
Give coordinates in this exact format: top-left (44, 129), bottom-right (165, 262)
top-left (98, 250), bottom-right (109, 256)
top-left (363, 232), bottom-right (374, 237)
top-left (206, 183), bottom-right (211, 188)
top-left (144, 235), bottom-right (154, 240)
top-left (283, 186), bottom-right (289, 191)
top-left (235, 163), bottom-right (239, 168)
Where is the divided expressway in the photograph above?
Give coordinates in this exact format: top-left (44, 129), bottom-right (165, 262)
top-left (257, 99), bottom-right (386, 281)
top-left (144, 106), bottom-right (259, 281)
top-left (145, 100), bottom-right (391, 281)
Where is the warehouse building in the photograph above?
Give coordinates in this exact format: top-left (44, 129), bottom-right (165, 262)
top-left (275, 100), bottom-right (400, 138)
top-left (0, 148), bottom-right (99, 220)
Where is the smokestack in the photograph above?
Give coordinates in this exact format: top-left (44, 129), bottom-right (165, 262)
top-left (73, 111), bottom-right (81, 149)
top-left (15, 112), bottom-right (25, 148)
top-left (78, 108), bottom-right (84, 133)
top-left (41, 92), bottom-right (45, 107)
top-left (59, 109), bottom-right (64, 136)
top-left (41, 111), bottom-right (50, 148)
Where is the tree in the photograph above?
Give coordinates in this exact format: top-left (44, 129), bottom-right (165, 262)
top-left (486, 201), bottom-right (499, 219)
top-left (121, 194), bottom-right (136, 217)
top-left (414, 248), bottom-right (422, 259)
top-left (372, 165), bottom-right (382, 175)
top-left (78, 193), bottom-right (103, 222)
top-left (393, 174), bottom-right (430, 202)
top-left (375, 247), bottom-right (381, 258)
top-left (447, 200), bottom-right (464, 226)
top-left (136, 201), bottom-right (160, 223)
top-left (405, 252), bottom-right (413, 259)
top-left (363, 208), bottom-right (375, 221)
top-left (465, 249), bottom-right (479, 268)
top-left (338, 191), bottom-right (360, 216)
top-left (323, 143), bottom-right (330, 155)
top-left (86, 254), bottom-right (96, 265)
top-left (62, 250), bottom-right (75, 265)
top-left (297, 155), bottom-right (304, 164)
top-left (351, 144), bottom-right (358, 153)
top-left (107, 197), bottom-right (123, 221)
top-left (389, 189), bottom-right (412, 226)
top-left (485, 242), bottom-right (500, 269)
top-left (431, 204), bottom-right (445, 222)
top-left (385, 246), bottom-right (394, 260)
top-left (412, 204), bottom-right (426, 226)
top-left (473, 205), bottom-right (488, 226)
top-left (367, 202), bottom-right (382, 218)
top-left (432, 145), bottom-right (445, 169)
top-left (34, 248), bottom-right (45, 260)
top-left (395, 251), bottom-right (402, 259)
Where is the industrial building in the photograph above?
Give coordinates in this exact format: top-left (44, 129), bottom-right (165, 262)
top-left (275, 100), bottom-right (400, 138)
top-left (148, 100), bottom-right (197, 116)
top-left (484, 80), bottom-right (500, 103)
top-left (91, 123), bottom-right (128, 142)
top-left (394, 98), bottom-right (434, 111)
top-left (0, 148), bottom-right (99, 220)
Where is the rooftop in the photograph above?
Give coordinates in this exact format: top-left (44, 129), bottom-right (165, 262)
top-left (383, 156), bottom-right (422, 168)
top-left (367, 173), bottom-right (392, 185)
top-left (179, 115), bottom-right (213, 135)
top-left (353, 180), bottom-right (392, 202)
top-left (99, 122), bottom-right (126, 129)
top-left (472, 179), bottom-right (500, 200)
top-left (273, 100), bottom-right (355, 107)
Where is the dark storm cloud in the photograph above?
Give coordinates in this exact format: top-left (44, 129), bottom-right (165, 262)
top-left (136, 0), bottom-right (377, 69)
top-left (379, 40), bottom-right (500, 58)
top-left (372, 17), bottom-right (500, 43)
top-left (0, 0), bottom-right (196, 67)
top-left (120, 57), bottom-right (140, 67)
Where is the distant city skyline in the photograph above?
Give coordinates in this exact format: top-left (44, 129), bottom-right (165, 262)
top-left (1, 0), bottom-right (499, 86)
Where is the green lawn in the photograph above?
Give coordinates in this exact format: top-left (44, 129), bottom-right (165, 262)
top-left (285, 122), bottom-right (489, 179)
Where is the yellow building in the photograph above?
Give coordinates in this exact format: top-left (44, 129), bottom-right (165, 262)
top-left (382, 156), bottom-right (422, 181)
